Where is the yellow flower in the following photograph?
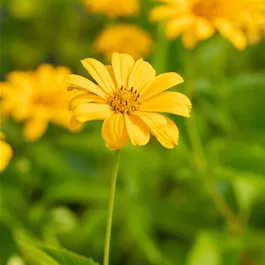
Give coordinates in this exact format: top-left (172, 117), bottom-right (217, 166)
top-left (94, 23), bottom-right (153, 61)
top-left (246, 23), bottom-right (265, 44)
top-left (84, 0), bottom-right (139, 17)
top-left (0, 132), bottom-right (12, 172)
top-left (1, 64), bottom-right (80, 142)
top-left (67, 53), bottom-right (191, 150)
top-left (149, 0), bottom-right (265, 49)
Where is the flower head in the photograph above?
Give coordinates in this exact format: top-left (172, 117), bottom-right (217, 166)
top-left (1, 64), bottom-right (80, 142)
top-left (94, 23), bottom-right (153, 61)
top-left (68, 53), bottom-right (191, 150)
top-left (84, 0), bottom-right (139, 17)
top-left (0, 132), bottom-right (12, 172)
top-left (150, 0), bottom-right (265, 49)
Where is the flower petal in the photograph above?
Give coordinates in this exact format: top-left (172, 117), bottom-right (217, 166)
top-left (74, 103), bottom-right (113, 122)
top-left (140, 72), bottom-right (184, 101)
top-left (106, 65), bottom-right (118, 87)
top-left (0, 140), bottom-right (12, 172)
top-left (182, 27), bottom-right (197, 49)
top-left (166, 16), bottom-right (194, 39)
top-left (135, 112), bottom-right (179, 148)
top-left (111, 52), bottom-right (135, 88)
top-left (140, 91), bottom-right (191, 117)
top-left (196, 18), bottom-right (215, 40)
top-left (24, 118), bottom-right (48, 142)
top-left (69, 93), bottom-right (106, 111)
top-left (149, 5), bottom-right (180, 21)
top-left (69, 116), bottom-right (83, 130)
top-left (155, 117), bottom-right (179, 148)
top-left (67, 74), bottom-right (108, 99)
top-left (128, 59), bottom-right (156, 92)
top-left (101, 113), bottom-right (129, 150)
top-left (124, 114), bottom-right (150, 146)
top-left (215, 18), bottom-right (247, 50)
top-left (81, 58), bottom-right (115, 94)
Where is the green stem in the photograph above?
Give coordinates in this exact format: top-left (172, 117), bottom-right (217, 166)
top-left (103, 150), bottom-right (120, 265)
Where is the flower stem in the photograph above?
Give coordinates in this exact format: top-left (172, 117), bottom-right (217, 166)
top-left (103, 150), bottom-right (120, 265)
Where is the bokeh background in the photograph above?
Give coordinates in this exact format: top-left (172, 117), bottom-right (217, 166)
top-left (1, 0), bottom-right (265, 265)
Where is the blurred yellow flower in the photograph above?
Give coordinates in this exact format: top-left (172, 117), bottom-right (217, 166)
top-left (149, 0), bottom-right (265, 49)
top-left (94, 24), bottom-right (153, 61)
top-left (84, 0), bottom-right (139, 17)
top-left (0, 132), bottom-right (12, 172)
top-left (247, 23), bottom-right (265, 44)
top-left (1, 64), bottom-right (80, 142)
top-left (67, 53), bottom-right (191, 149)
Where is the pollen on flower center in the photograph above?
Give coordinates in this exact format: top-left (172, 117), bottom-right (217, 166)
top-left (109, 86), bottom-right (140, 114)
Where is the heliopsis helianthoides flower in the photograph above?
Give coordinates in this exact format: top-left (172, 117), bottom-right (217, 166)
top-left (1, 64), bottom-right (81, 142)
top-left (94, 23), bottom-right (153, 61)
top-left (0, 132), bottom-right (12, 172)
top-left (149, 0), bottom-right (265, 49)
top-left (84, 0), bottom-right (139, 17)
top-left (67, 53), bottom-right (191, 150)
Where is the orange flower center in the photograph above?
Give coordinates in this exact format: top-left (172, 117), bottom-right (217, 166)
top-left (192, 0), bottom-right (228, 20)
top-left (110, 86), bottom-right (140, 114)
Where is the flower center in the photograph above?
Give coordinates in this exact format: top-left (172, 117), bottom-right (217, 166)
top-left (192, 0), bottom-right (227, 20)
top-left (109, 86), bottom-right (140, 114)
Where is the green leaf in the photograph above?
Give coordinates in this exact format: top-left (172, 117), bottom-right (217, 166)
top-left (18, 241), bottom-right (59, 265)
top-left (39, 246), bottom-right (99, 265)
top-left (233, 176), bottom-right (265, 213)
top-left (187, 232), bottom-right (221, 265)
top-left (18, 241), bottom-right (99, 265)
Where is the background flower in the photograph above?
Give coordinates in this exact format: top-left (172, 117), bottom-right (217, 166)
top-left (1, 64), bottom-right (80, 141)
top-left (0, 132), bottom-right (12, 172)
top-left (94, 24), bottom-right (153, 61)
top-left (84, 0), bottom-right (139, 17)
top-left (150, 0), bottom-right (265, 49)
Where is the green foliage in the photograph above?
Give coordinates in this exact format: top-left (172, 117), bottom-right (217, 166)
top-left (17, 241), bottom-right (98, 265)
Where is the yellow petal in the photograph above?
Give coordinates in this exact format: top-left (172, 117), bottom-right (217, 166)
top-left (106, 65), bottom-right (118, 87)
top-left (24, 119), bottom-right (48, 142)
top-left (149, 5), bottom-right (180, 21)
top-left (140, 91), bottom-right (191, 117)
top-left (81, 58), bottom-right (115, 94)
top-left (0, 140), bottom-right (12, 172)
top-left (135, 112), bottom-right (179, 148)
top-left (67, 74), bottom-right (108, 100)
top-left (111, 52), bottom-right (135, 88)
top-left (69, 116), bottom-right (83, 130)
top-left (215, 18), bottom-right (247, 50)
top-left (182, 27), bottom-right (197, 49)
top-left (196, 18), bottom-right (215, 40)
top-left (101, 113), bottom-right (129, 150)
top-left (124, 114), bottom-right (150, 146)
top-left (74, 103), bottom-right (113, 122)
top-left (128, 59), bottom-right (156, 92)
top-left (155, 117), bottom-right (179, 148)
top-left (69, 93), bottom-right (106, 111)
top-left (140, 72), bottom-right (184, 101)
top-left (166, 16), bottom-right (194, 39)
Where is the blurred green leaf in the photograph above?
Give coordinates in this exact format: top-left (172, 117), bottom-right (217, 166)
top-left (233, 176), bottom-right (265, 214)
top-left (187, 232), bottom-right (221, 265)
top-left (39, 246), bottom-right (99, 265)
top-left (18, 241), bottom-right (99, 265)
